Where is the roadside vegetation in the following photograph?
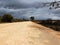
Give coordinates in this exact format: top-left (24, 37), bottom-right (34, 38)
top-left (39, 19), bottom-right (60, 31)
top-left (30, 16), bottom-right (60, 31)
top-left (34, 19), bottom-right (60, 31)
top-left (0, 14), bottom-right (60, 31)
top-left (0, 14), bottom-right (27, 23)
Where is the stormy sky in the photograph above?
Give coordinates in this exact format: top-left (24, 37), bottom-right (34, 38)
top-left (0, 0), bottom-right (60, 20)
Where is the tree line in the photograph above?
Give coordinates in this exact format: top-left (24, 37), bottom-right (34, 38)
top-left (0, 14), bottom-right (26, 23)
top-left (0, 14), bottom-right (35, 23)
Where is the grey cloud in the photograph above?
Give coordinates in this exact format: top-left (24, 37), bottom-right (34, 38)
top-left (0, 0), bottom-right (60, 20)
top-left (0, 0), bottom-right (49, 9)
top-left (0, 7), bottom-right (60, 20)
top-left (0, 0), bottom-right (29, 9)
top-left (0, 0), bottom-right (28, 8)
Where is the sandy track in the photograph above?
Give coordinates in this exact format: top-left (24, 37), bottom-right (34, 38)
top-left (0, 21), bottom-right (60, 45)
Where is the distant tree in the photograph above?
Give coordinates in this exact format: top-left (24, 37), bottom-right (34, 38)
top-left (30, 16), bottom-right (34, 21)
top-left (1, 14), bottom-right (13, 22)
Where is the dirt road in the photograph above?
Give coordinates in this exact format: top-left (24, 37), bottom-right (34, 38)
top-left (0, 21), bottom-right (60, 45)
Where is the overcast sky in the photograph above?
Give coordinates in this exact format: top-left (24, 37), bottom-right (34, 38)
top-left (0, 0), bottom-right (60, 20)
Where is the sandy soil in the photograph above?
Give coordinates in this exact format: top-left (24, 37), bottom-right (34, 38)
top-left (0, 21), bottom-right (60, 45)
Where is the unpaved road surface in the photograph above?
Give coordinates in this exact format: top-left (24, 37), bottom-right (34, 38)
top-left (0, 21), bottom-right (60, 45)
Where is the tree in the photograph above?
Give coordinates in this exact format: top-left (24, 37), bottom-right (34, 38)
top-left (1, 14), bottom-right (13, 22)
top-left (30, 16), bottom-right (34, 21)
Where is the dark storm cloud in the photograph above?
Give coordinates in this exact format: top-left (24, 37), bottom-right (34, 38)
top-left (0, 0), bottom-right (30, 8)
top-left (0, 0), bottom-right (59, 9)
top-left (0, 0), bottom-right (60, 20)
top-left (0, 0), bottom-right (48, 9)
top-left (0, 0), bottom-right (30, 9)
